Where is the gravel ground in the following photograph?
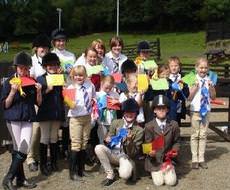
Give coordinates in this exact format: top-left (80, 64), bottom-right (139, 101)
top-left (0, 127), bottom-right (230, 190)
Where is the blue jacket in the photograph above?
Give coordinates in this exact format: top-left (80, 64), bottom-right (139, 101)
top-left (1, 75), bottom-right (37, 122)
top-left (36, 74), bottom-right (65, 121)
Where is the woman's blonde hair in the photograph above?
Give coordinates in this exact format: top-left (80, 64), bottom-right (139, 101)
top-left (70, 65), bottom-right (87, 80)
top-left (91, 39), bottom-right (106, 56)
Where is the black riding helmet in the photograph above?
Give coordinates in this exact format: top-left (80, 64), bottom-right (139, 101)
top-left (121, 59), bottom-right (137, 75)
top-left (137, 41), bottom-right (151, 53)
top-left (42, 52), bottom-right (60, 67)
top-left (32, 34), bottom-right (51, 48)
top-left (122, 98), bottom-right (139, 115)
top-left (13, 51), bottom-right (32, 67)
top-left (51, 28), bottom-right (67, 40)
top-left (152, 94), bottom-right (169, 109)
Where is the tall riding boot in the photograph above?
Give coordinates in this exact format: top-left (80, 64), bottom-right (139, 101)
top-left (39, 143), bottom-right (49, 176)
top-left (78, 150), bottom-right (93, 177)
top-left (16, 162), bottom-right (37, 189)
top-left (2, 151), bottom-right (25, 190)
top-left (50, 143), bottom-right (58, 172)
top-left (69, 151), bottom-right (82, 181)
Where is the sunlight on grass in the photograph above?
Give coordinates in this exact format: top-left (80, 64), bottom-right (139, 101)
top-left (1, 31), bottom-right (206, 66)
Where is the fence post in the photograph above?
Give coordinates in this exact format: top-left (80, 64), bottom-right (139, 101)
top-left (224, 64), bottom-right (229, 78)
top-left (156, 38), bottom-right (161, 61)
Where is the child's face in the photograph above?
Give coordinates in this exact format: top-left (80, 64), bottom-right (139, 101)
top-left (127, 78), bottom-right (138, 93)
top-left (95, 44), bottom-right (105, 59)
top-left (53, 39), bottom-right (66, 50)
top-left (139, 51), bottom-right (150, 60)
top-left (159, 69), bottom-right (170, 79)
top-left (46, 64), bottom-right (60, 74)
top-left (16, 65), bottom-right (30, 77)
top-left (196, 61), bottom-right (208, 78)
top-left (169, 61), bottom-right (180, 75)
top-left (73, 73), bottom-right (86, 85)
top-left (86, 50), bottom-right (97, 66)
top-left (154, 106), bottom-right (168, 120)
top-left (101, 81), bottom-right (113, 94)
top-left (124, 112), bottom-right (137, 123)
top-left (36, 47), bottom-right (49, 58)
top-left (111, 43), bottom-right (122, 56)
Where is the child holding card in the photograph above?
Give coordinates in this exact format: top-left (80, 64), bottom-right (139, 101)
top-left (96, 75), bottom-right (120, 144)
top-left (36, 53), bottom-right (65, 176)
top-left (27, 33), bottom-right (51, 172)
top-left (2, 52), bottom-right (41, 189)
top-left (119, 74), bottom-right (145, 125)
top-left (143, 65), bottom-right (169, 122)
top-left (167, 56), bottom-right (189, 125)
top-left (91, 39), bottom-right (107, 64)
top-left (95, 99), bottom-right (144, 186)
top-left (51, 29), bottom-right (76, 159)
top-left (145, 95), bottom-right (180, 186)
top-left (75, 47), bottom-right (102, 91)
top-left (134, 41), bottom-right (151, 73)
top-left (67, 65), bottom-right (96, 180)
top-left (51, 28), bottom-right (76, 76)
top-left (115, 59), bottom-right (137, 94)
top-left (188, 58), bottom-right (216, 169)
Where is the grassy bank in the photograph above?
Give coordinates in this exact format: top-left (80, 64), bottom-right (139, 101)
top-left (1, 31), bottom-right (206, 65)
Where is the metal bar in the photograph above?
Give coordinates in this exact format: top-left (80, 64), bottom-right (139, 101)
top-left (116, 0), bottom-right (119, 36)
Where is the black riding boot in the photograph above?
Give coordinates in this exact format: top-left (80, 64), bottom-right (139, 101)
top-left (16, 162), bottom-right (37, 189)
top-left (69, 151), bottom-right (83, 181)
top-left (39, 143), bottom-right (50, 176)
top-left (50, 143), bottom-right (58, 172)
top-left (78, 150), bottom-right (93, 177)
top-left (2, 151), bottom-right (25, 190)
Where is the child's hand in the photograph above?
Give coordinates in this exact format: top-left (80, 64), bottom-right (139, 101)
top-left (57, 66), bottom-right (64, 74)
top-left (104, 136), bottom-right (111, 143)
top-left (207, 80), bottom-right (213, 87)
top-left (124, 130), bottom-right (133, 142)
top-left (10, 84), bottom-right (19, 94)
top-left (35, 83), bottom-right (42, 93)
top-left (149, 150), bottom-right (156, 157)
top-left (194, 80), bottom-right (199, 88)
top-left (47, 85), bottom-right (53, 92)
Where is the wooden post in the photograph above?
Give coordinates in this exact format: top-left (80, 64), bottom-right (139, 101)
top-left (224, 64), bottom-right (229, 78)
top-left (228, 97), bottom-right (230, 135)
top-left (156, 38), bottom-right (161, 61)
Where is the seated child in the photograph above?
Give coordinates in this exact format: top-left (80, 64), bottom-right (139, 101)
top-left (95, 99), bottom-right (144, 186)
top-left (145, 95), bottom-right (180, 186)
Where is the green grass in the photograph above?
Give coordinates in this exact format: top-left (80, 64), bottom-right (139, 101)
top-left (1, 31), bottom-right (206, 65)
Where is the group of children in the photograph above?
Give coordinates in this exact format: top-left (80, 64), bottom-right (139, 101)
top-left (1, 28), bottom-right (216, 190)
